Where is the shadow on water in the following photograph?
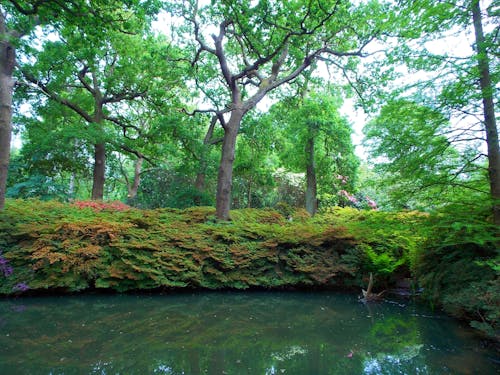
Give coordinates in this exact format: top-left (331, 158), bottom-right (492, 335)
top-left (0, 291), bottom-right (498, 374)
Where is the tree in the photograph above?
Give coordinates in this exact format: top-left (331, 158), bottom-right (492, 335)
top-left (0, 0), bottom-right (161, 208)
top-left (272, 90), bottom-right (358, 215)
top-left (172, 0), bottom-right (391, 220)
top-left (363, 100), bottom-right (487, 210)
top-left (471, 0), bottom-right (500, 225)
top-left (381, 0), bottom-right (499, 221)
top-left (21, 23), bottom-right (181, 200)
top-left (7, 102), bottom-right (94, 199)
top-left (0, 8), bottom-right (16, 209)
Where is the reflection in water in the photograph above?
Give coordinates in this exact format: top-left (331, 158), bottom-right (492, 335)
top-left (0, 291), bottom-right (497, 374)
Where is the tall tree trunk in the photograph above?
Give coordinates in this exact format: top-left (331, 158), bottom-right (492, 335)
top-left (194, 168), bottom-right (206, 194)
top-left (247, 175), bottom-right (253, 208)
top-left (91, 142), bottom-right (106, 200)
top-left (68, 173), bottom-right (76, 197)
top-left (194, 156), bottom-right (208, 206)
top-left (215, 110), bottom-right (243, 220)
top-left (194, 116), bottom-right (219, 204)
top-left (305, 136), bottom-right (317, 216)
top-left (127, 156), bottom-right (143, 199)
top-left (472, 0), bottom-right (500, 225)
top-left (0, 14), bottom-right (15, 210)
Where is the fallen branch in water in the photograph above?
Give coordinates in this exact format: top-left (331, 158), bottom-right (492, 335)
top-left (361, 273), bottom-right (385, 302)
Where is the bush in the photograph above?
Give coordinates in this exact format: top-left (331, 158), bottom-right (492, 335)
top-left (0, 200), bottom-right (366, 294)
top-left (414, 202), bottom-right (499, 339)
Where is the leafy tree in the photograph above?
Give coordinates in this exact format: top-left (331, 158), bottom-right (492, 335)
top-left (378, 0), bottom-right (499, 222)
top-left (170, 0), bottom-right (394, 220)
top-left (470, 0), bottom-right (499, 225)
top-left (125, 111), bottom-right (220, 209)
top-left (20, 21), bottom-right (184, 200)
top-left (0, 0), bottom-right (162, 208)
top-left (269, 90), bottom-right (358, 215)
top-left (232, 112), bottom-right (280, 209)
top-left (7, 102), bottom-right (94, 199)
top-left (363, 100), bottom-right (490, 210)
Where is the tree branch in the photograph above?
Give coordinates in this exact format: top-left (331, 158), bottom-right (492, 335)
top-left (212, 19), bottom-right (235, 90)
top-left (103, 115), bottom-right (142, 138)
top-left (77, 65), bottom-right (96, 95)
top-left (8, 0), bottom-right (51, 15)
top-left (119, 144), bottom-right (155, 165)
top-left (102, 90), bottom-right (146, 104)
top-left (189, 0), bottom-right (216, 55)
top-left (22, 68), bottom-right (94, 123)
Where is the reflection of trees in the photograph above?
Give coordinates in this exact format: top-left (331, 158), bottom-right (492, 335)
top-left (0, 293), bottom-right (495, 374)
top-left (358, 302), bottom-right (428, 374)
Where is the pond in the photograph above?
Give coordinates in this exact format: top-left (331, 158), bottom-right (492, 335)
top-left (0, 291), bottom-right (498, 374)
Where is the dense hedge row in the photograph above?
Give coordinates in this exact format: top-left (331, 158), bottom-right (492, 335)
top-left (0, 199), bottom-right (498, 338)
top-left (0, 200), bottom-right (424, 293)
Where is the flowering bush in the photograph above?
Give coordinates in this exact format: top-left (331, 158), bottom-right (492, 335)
top-left (338, 190), bottom-right (378, 210)
top-left (339, 190), bottom-right (358, 204)
top-left (0, 251), bottom-right (13, 277)
top-left (0, 250), bottom-right (29, 293)
top-left (365, 197), bottom-right (378, 210)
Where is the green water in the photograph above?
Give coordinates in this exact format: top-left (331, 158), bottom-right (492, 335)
top-left (0, 292), bottom-right (497, 374)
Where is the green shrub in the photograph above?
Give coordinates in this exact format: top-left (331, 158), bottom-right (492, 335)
top-left (1, 199), bottom-right (497, 340)
top-left (414, 202), bottom-right (499, 338)
top-left (0, 200), bottom-right (364, 294)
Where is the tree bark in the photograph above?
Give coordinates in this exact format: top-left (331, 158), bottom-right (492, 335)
top-left (127, 155), bottom-right (143, 199)
top-left (0, 13), bottom-right (15, 210)
top-left (215, 110), bottom-right (243, 220)
top-left (195, 116), bottom-right (220, 204)
top-left (91, 142), bottom-right (106, 200)
top-left (471, 0), bottom-right (500, 226)
top-left (247, 175), bottom-right (253, 208)
top-left (194, 169), bottom-right (206, 193)
top-left (305, 136), bottom-right (317, 216)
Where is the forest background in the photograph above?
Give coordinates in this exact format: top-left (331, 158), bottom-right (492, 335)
top-left (0, 0), bottom-right (498, 339)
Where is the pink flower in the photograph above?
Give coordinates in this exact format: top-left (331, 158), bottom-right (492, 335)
top-left (366, 197), bottom-right (378, 210)
top-left (339, 190), bottom-right (358, 203)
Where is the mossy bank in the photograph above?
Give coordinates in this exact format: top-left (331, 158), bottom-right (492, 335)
top-left (0, 199), bottom-right (498, 339)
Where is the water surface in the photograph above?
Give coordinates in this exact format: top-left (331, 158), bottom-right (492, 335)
top-left (0, 292), bottom-right (497, 374)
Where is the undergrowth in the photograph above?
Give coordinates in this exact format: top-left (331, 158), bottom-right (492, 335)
top-left (0, 199), bottom-right (497, 339)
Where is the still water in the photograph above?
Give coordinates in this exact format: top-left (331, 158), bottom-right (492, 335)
top-left (0, 291), bottom-right (498, 374)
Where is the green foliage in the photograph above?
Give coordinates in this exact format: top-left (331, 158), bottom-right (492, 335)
top-left (232, 113), bottom-right (280, 208)
top-left (413, 201), bottom-right (499, 339)
top-left (134, 167), bottom-right (215, 209)
top-left (363, 100), bottom-right (489, 210)
top-left (14, 10), bottom-right (190, 201)
top-left (1, 199), bottom-right (498, 339)
top-left (7, 174), bottom-right (69, 201)
top-left (314, 207), bottom-right (429, 285)
top-left (0, 199), bottom-right (428, 296)
top-left (267, 90), bottom-right (359, 207)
